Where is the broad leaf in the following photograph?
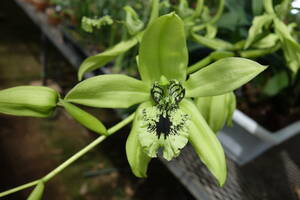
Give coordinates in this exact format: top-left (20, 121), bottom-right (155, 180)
top-left (0, 86), bottom-right (58, 117)
top-left (185, 57), bottom-right (267, 97)
top-left (78, 36), bottom-right (139, 80)
top-left (65, 75), bottom-right (150, 108)
top-left (126, 102), bottom-right (152, 177)
top-left (27, 181), bottom-right (44, 200)
top-left (180, 99), bottom-right (227, 186)
top-left (139, 13), bottom-right (188, 84)
top-left (60, 100), bottom-right (107, 135)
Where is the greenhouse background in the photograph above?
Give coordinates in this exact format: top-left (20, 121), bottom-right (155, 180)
top-left (0, 0), bottom-right (300, 199)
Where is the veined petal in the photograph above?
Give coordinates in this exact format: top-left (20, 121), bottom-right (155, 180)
top-left (184, 57), bottom-right (267, 98)
top-left (180, 99), bottom-right (227, 186)
top-left (65, 74), bottom-right (150, 108)
top-left (126, 102), bottom-right (152, 178)
top-left (138, 13), bottom-right (188, 84)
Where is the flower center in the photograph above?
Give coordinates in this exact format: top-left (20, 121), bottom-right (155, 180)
top-left (143, 80), bottom-right (187, 139)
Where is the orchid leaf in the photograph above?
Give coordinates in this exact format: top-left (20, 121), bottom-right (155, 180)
top-left (126, 102), bottom-right (152, 178)
top-left (78, 36), bottom-right (139, 81)
top-left (124, 6), bottom-right (144, 35)
top-left (0, 86), bottom-right (58, 118)
top-left (27, 181), bottom-right (44, 200)
top-left (244, 14), bottom-right (273, 49)
top-left (139, 13), bottom-right (188, 84)
top-left (180, 99), bottom-right (227, 186)
top-left (65, 75), bottom-right (150, 108)
top-left (185, 57), bottom-right (267, 97)
top-left (60, 100), bottom-right (107, 135)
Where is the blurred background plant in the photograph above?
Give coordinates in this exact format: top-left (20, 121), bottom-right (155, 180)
top-left (23, 0), bottom-right (300, 132)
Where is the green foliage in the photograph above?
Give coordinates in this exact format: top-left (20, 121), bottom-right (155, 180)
top-left (81, 16), bottom-right (113, 33)
top-left (124, 6), bottom-right (144, 35)
top-left (262, 71), bottom-right (289, 96)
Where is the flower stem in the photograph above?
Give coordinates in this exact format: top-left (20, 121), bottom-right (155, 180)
top-left (0, 180), bottom-right (39, 197)
top-left (0, 113), bottom-right (135, 197)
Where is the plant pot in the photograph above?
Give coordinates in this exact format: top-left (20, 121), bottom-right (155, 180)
top-left (218, 109), bottom-right (300, 165)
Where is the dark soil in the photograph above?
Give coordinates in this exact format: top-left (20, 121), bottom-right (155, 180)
top-left (238, 82), bottom-right (300, 132)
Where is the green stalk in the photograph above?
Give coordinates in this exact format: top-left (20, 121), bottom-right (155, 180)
top-left (187, 56), bottom-right (212, 74)
top-left (192, 0), bottom-right (204, 19)
top-left (0, 113), bottom-right (135, 197)
top-left (0, 180), bottom-right (40, 197)
top-left (209, 0), bottom-right (224, 24)
top-left (148, 0), bottom-right (159, 25)
top-left (264, 0), bottom-right (275, 14)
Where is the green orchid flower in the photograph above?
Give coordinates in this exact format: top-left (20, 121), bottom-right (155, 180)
top-left (65, 13), bottom-right (267, 186)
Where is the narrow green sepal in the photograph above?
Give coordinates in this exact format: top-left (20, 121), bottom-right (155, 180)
top-left (60, 100), bottom-right (107, 135)
top-left (180, 99), bottom-right (227, 186)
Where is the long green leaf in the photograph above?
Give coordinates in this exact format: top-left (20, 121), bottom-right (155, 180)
top-left (60, 100), bottom-right (107, 135)
top-left (126, 102), bottom-right (152, 177)
top-left (180, 99), bottom-right (227, 186)
top-left (0, 86), bottom-right (58, 117)
top-left (65, 75), bottom-right (150, 108)
top-left (78, 36), bottom-right (139, 81)
top-left (139, 13), bottom-right (188, 84)
top-left (185, 57), bottom-right (267, 97)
